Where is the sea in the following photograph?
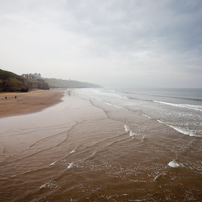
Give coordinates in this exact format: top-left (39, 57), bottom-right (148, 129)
top-left (0, 88), bottom-right (202, 201)
top-left (79, 88), bottom-right (202, 138)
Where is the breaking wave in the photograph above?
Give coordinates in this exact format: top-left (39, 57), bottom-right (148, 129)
top-left (153, 100), bottom-right (202, 112)
top-left (157, 120), bottom-right (200, 137)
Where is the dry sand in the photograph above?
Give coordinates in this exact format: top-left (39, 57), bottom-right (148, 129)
top-left (0, 89), bottom-right (65, 118)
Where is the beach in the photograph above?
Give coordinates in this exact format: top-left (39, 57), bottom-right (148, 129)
top-left (0, 88), bottom-right (202, 201)
top-left (0, 89), bottom-right (124, 201)
top-left (0, 89), bottom-right (64, 118)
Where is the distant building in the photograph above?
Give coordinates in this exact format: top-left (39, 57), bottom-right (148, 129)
top-left (22, 74), bottom-right (34, 80)
top-left (22, 73), bottom-right (44, 82)
top-left (33, 73), bottom-right (41, 80)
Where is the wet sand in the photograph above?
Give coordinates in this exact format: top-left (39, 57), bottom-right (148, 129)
top-left (0, 89), bottom-right (64, 118)
top-left (0, 89), bottom-right (202, 201)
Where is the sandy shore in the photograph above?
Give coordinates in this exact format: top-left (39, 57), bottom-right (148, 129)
top-left (0, 89), bottom-right (201, 201)
top-left (0, 89), bottom-right (65, 118)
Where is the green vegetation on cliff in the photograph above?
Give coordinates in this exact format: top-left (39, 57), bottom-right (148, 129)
top-left (0, 69), bottom-right (49, 92)
top-left (0, 69), bottom-right (28, 92)
top-left (44, 78), bottom-right (100, 88)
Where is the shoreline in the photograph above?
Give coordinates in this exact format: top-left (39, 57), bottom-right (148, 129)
top-left (0, 88), bottom-right (65, 118)
top-left (0, 89), bottom-right (201, 201)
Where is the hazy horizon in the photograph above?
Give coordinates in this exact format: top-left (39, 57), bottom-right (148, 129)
top-left (0, 0), bottom-right (202, 88)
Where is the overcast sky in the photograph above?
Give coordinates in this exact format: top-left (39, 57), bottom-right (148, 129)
top-left (0, 0), bottom-right (202, 88)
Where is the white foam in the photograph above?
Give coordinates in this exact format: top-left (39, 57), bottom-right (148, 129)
top-left (11, 175), bottom-right (17, 178)
top-left (124, 125), bottom-right (137, 137)
top-left (157, 120), bottom-right (199, 137)
top-left (153, 172), bottom-right (166, 181)
top-left (91, 89), bottom-right (128, 100)
top-left (142, 114), bottom-right (151, 119)
top-left (67, 162), bottom-right (74, 169)
top-left (154, 175), bottom-right (159, 181)
top-left (40, 183), bottom-right (49, 189)
top-left (129, 131), bottom-right (136, 136)
top-left (124, 124), bottom-right (130, 132)
top-left (92, 89), bottom-right (123, 98)
top-left (168, 125), bottom-right (195, 136)
top-left (157, 120), bottom-right (164, 124)
top-left (70, 149), bottom-right (75, 154)
top-left (168, 160), bottom-right (180, 168)
top-left (153, 100), bottom-right (202, 112)
top-left (104, 102), bottom-right (122, 108)
top-left (40, 182), bottom-right (59, 189)
top-left (50, 151), bottom-right (75, 167)
top-left (49, 160), bottom-right (58, 166)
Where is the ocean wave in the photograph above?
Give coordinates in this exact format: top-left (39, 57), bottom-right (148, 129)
top-left (157, 120), bottom-right (200, 137)
top-left (157, 120), bottom-right (165, 125)
top-left (124, 90), bottom-right (202, 102)
top-left (141, 114), bottom-right (151, 119)
top-left (127, 96), bottom-right (151, 102)
top-left (124, 125), bottom-right (145, 141)
top-left (153, 100), bottom-right (202, 112)
top-left (90, 89), bottom-right (128, 100)
top-left (91, 89), bottom-right (123, 98)
top-left (104, 102), bottom-right (123, 109)
top-left (124, 125), bottom-right (137, 137)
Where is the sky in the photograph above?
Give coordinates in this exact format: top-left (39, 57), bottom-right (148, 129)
top-left (0, 0), bottom-right (202, 88)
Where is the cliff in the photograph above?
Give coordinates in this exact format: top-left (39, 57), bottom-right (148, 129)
top-left (24, 79), bottom-right (49, 90)
top-left (0, 69), bottom-right (28, 92)
top-left (0, 69), bottom-right (49, 92)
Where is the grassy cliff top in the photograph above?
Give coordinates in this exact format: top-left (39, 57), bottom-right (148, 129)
top-left (0, 69), bottom-right (49, 92)
top-left (0, 69), bottom-right (20, 80)
top-left (0, 69), bottom-right (28, 92)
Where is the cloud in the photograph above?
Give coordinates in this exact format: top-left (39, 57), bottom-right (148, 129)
top-left (0, 0), bottom-right (202, 87)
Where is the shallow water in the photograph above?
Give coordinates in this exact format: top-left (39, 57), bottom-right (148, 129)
top-left (0, 89), bottom-right (202, 201)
